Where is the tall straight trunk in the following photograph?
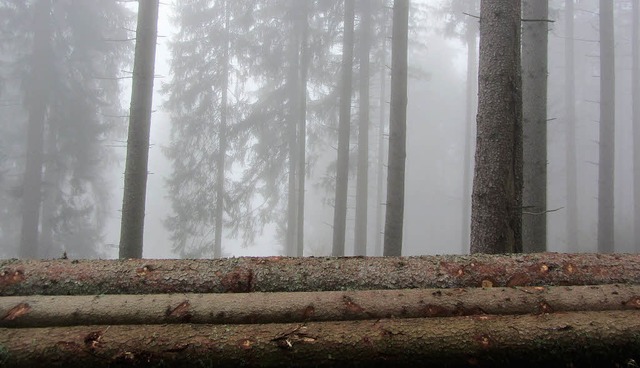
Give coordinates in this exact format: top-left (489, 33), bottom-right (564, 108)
top-left (633, 0), bottom-right (640, 253)
top-left (119, 0), bottom-right (159, 259)
top-left (355, 0), bottom-right (372, 256)
top-left (470, 0), bottom-right (522, 254)
top-left (597, 0), bottom-right (615, 253)
top-left (296, 0), bottom-right (310, 257)
top-left (522, 0), bottom-right (549, 253)
top-left (286, 0), bottom-right (301, 257)
top-left (383, 0), bottom-right (409, 257)
top-left (375, 32), bottom-right (388, 257)
top-left (565, 0), bottom-right (578, 252)
top-left (332, 0), bottom-right (355, 257)
top-left (19, 0), bottom-right (53, 259)
top-left (214, 0), bottom-right (230, 259)
top-left (462, 9), bottom-right (478, 254)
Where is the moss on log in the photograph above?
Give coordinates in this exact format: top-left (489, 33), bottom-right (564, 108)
top-left (1, 253), bottom-right (639, 296)
top-left (1, 284), bottom-right (639, 327)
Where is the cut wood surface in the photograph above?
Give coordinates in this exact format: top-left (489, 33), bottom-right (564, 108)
top-left (1, 311), bottom-right (638, 367)
top-left (1, 253), bottom-right (639, 296)
top-left (1, 284), bottom-right (639, 327)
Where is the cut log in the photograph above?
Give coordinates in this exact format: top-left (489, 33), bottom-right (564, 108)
top-left (1, 284), bottom-right (639, 327)
top-left (1, 311), bottom-right (639, 367)
top-left (1, 253), bottom-right (639, 296)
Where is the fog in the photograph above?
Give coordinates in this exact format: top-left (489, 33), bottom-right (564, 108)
top-left (1, 0), bottom-right (637, 259)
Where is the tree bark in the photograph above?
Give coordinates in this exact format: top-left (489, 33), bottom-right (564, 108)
top-left (2, 284), bottom-right (639, 328)
top-left (471, 0), bottom-right (523, 254)
top-left (19, 0), bottom-right (53, 259)
top-left (355, 0), bottom-right (372, 256)
top-left (633, 0), bottom-right (640, 253)
top-left (565, 0), bottom-right (578, 252)
top-left (332, 0), bottom-right (355, 257)
top-left (522, 0), bottom-right (549, 253)
top-left (119, 0), bottom-right (159, 259)
top-left (3, 254), bottom-right (640, 296)
top-left (1, 311), bottom-right (639, 367)
top-left (383, 0), bottom-right (409, 256)
top-left (597, 0), bottom-right (615, 253)
top-left (462, 4), bottom-right (478, 254)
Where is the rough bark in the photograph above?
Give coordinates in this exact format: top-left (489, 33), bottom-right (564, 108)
top-left (471, 0), bottom-right (523, 254)
top-left (2, 284), bottom-right (639, 328)
top-left (597, 0), bottom-right (615, 253)
top-left (565, 0), bottom-right (578, 252)
top-left (332, 0), bottom-right (355, 256)
top-left (119, 0), bottom-right (159, 259)
top-left (19, 0), bottom-right (53, 259)
top-left (3, 254), bottom-right (640, 296)
top-left (383, 0), bottom-right (409, 256)
top-left (462, 5), bottom-right (478, 254)
top-left (522, 0), bottom-right (549, 253)
top-left (355, 0), bottom-right (372, 256)
top-left (633, 0), bottom-right (640, 253)
top-left (1, 311), bottom-right (639, 367)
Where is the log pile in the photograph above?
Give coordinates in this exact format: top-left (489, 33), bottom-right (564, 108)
top-left (1, 253), bottom-right (639, 367)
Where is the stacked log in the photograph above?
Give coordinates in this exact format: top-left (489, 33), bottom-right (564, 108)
top-left (1, 253), bottom-right (639, 367)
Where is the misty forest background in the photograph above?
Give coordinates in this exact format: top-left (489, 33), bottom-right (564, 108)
top-left (0, 0), bottom-right (637, 259)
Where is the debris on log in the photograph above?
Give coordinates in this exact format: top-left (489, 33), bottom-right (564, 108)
top-left (1, 284), bottom-right (639, 327)
top-left (1, 253), bottom-right (639, 296)
top-left (0, 311), bottom-right (639, 367)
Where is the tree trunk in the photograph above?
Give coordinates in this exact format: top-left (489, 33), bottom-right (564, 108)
top-left (470, 0), bottom-right (522, 254)
top-left (354, 0), bottom-right (372, 256)
top-left (462, 4), bottom-right (478, 254)
top-left (565, 0), bottom-right (578, 252)
top-left (296, 0), bottom-right (311, 258)
top-left (214, 0), bottom-right (230, 259)
top-left (4, 253), bottom-right (640, 296)
top-left (597, 0), bottom-right (615, 254)
top-left (19, 0), bottom-right (53, 259)
top-left (633, 0), bottom-right (640, 253)
top-left (522, 0), bottom-right (549, 253)
top-left (375, 2), bottom-right (389, 257)
top-left (3, 284), bottom-right (639, 328)
top-left (119, 0), bottom-right (159, 259)
top-left (332, 0), bottom-right (355, 257)
top-left (1, 311), bottom-right (639, 367)
top-left (383, 0), bottom-right (409, 257)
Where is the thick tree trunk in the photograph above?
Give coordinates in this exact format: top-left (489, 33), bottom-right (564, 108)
top-left (383, 0), bottom-right (409, 256)
top-left (214, 0), bottom-right (230, 259)
top-left (2, 284), bottom-right (639, 328)
top-left (3, 254), bottom-right (640, 296)
top-left (355, 0), bottom-right (372, 256)
top-left (565, 0), bottom-right (578, 252)
top-left (19, 0), bottom-right (53, 259)
top-left (471, 0), bottom-right (522, 254)
top-left (597, 0), bottom-right (615, 253)
top-left (633, 0), bottom-right (640, 253)
top-left (462, 5), bottom-right (478, 254)
top-left (522, 0), bottom-right (549, 253)
top-left (1, 311), bottom-right (639, 367)
top-left (119, 0), bottom-right (159, 259)
top-left (332, 0), bottom-right (355, 256)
